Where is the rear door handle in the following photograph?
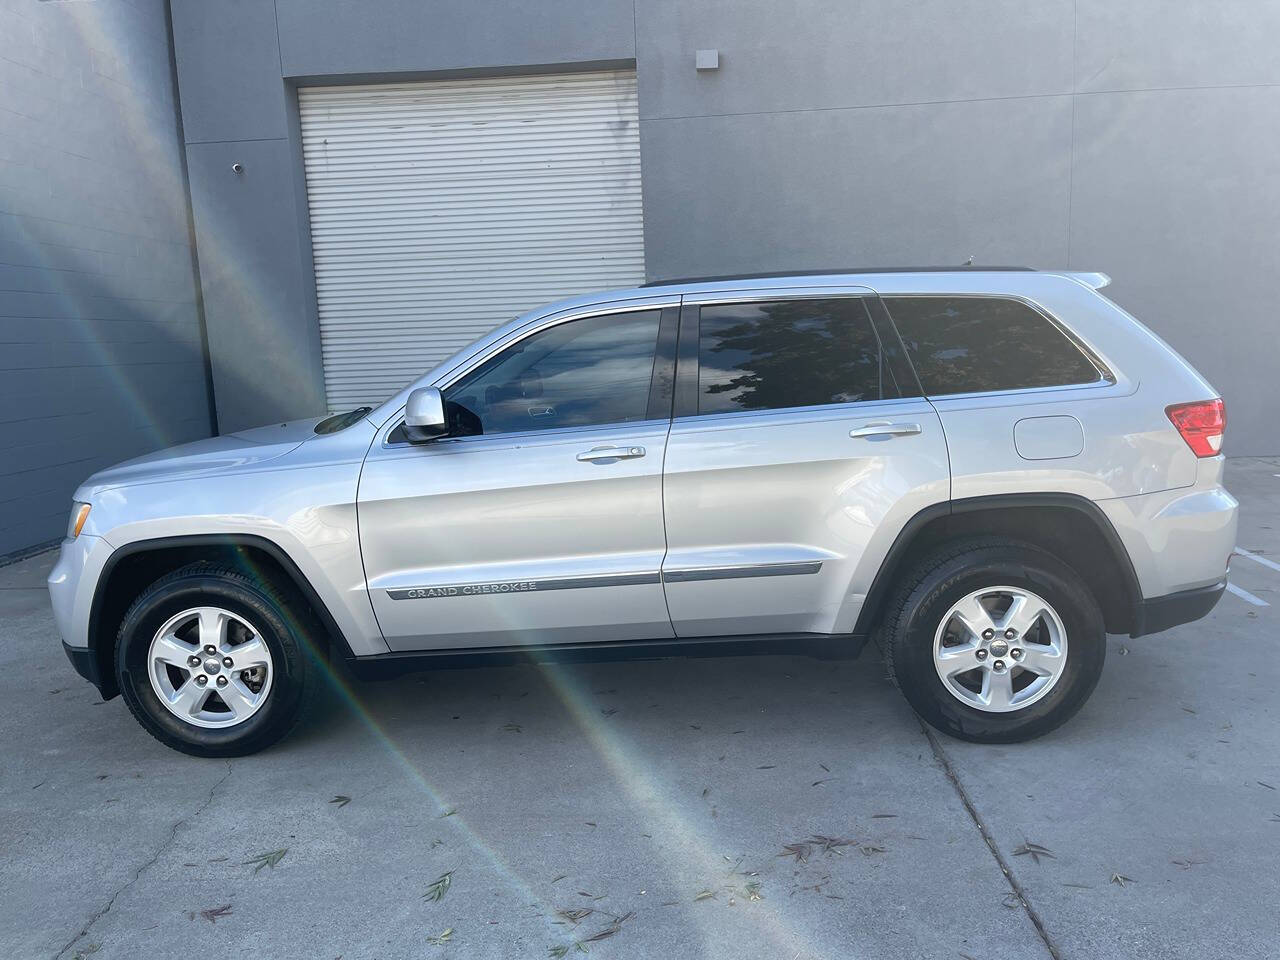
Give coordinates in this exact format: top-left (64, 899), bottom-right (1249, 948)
top-left (849, 421), bottom-right (922, 439)
top-left (576, 445), bottom-right (646, 462)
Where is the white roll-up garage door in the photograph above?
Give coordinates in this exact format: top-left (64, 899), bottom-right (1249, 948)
top-left (298, 70), bottom-right (645, 410)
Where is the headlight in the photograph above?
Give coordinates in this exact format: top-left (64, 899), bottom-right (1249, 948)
top-left (68, 502), bottom-right (91, 539)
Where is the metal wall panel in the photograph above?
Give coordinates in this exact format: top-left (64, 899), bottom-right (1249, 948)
top-left (298, 70), bottom-right (645, 409)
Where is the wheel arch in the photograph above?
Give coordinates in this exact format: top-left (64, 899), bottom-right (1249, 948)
top-left (854, 493), bottom-right (1143, 638)
top-left (88, 534), bottom-right (355, 699)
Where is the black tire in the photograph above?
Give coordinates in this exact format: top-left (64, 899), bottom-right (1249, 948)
top-left (881, 537), bottom-right (1105, 743)
top-left (115, 563), bottom-right (322, 757)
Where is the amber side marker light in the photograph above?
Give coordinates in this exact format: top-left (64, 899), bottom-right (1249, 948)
top-left (70, 502), bottom-right (91, 539)
top-left (1166, 398), bottom-right (1225, 457)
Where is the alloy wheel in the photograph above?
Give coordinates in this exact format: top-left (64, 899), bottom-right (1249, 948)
top-left (932, 586), bottom-right (1068, 713)
top-left (147, 606), bottom-right (274, 728)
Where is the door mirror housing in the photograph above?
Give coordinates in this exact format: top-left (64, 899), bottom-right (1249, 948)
top-left (404, 387), bottom-right (449, 443)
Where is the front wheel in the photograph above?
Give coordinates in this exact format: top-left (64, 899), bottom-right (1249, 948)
top-left (882, 538), bottom-right (1106, 743)
top-left (115, 564), bottom-right (321, 757)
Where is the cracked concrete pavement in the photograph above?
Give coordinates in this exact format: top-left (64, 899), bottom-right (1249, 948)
top-left (2, 459), bottom-right (1278, 959)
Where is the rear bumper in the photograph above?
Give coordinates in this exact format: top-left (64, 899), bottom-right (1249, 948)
top-left (62, 639), bottom-right (110, 696)
top-left (1096, 461), bottom-right (1236, 601)
top-left (1129, 578), bottom-right (1226, 638)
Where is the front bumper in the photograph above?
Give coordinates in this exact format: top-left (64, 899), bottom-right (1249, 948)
top-left (49, 534), bottom-right (118, 698)
top-left (47, 534), bottom-right (108, 646)
top-left (1129, 578), bottom-right (1226, 638)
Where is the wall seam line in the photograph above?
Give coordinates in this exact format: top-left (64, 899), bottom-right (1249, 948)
top-left (1067, 0), bottom-right (1077, 267)
top-left (640, 80), bottom-right (1280, 124)
top-left (273, 0), bottom-right (286, 76)
top-left (185, 136), bottom-right (289, 146)
top-left (163, 0), bottom-right (218, 437)
top-left (642, 91), bottom-right (1074, 123)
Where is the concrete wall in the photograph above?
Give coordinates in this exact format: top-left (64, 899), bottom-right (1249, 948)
top-left (0, 0), bottom-right (212, 558)
top-left (169, 0), bottom-right (1280, 454)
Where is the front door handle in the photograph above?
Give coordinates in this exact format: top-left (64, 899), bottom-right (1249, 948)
top-left (849, 421), bottom-right (922, 439)
top-left (576, 445), bottom-right (646, 462)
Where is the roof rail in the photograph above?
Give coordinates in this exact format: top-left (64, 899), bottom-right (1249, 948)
top-left (641, 265), bottom-right (1036, 287)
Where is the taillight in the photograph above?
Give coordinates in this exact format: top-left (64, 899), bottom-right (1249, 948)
top-left (1166, 398), bottom-right (1225, 457)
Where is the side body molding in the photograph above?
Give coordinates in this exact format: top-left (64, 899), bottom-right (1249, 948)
top-left (383, 561), bottom-right (825, 600)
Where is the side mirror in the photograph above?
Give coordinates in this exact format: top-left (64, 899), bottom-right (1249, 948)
top-left (403, 387), bottom-right (449, 443)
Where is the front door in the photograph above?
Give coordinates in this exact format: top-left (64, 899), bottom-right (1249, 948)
top-left (660, 288), bottom-right (951, 638)
top-left (358, 305), bottom-right (678, 650)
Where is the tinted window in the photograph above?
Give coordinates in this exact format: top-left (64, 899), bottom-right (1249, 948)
top-left (885, 296), bottom-right (1102, 396)
top-left (697, 298), bottom-right (894, 414)
top-left (443, 310), bottom-right (661, 436)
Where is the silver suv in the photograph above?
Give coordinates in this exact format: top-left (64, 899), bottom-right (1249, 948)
top-left (49, 269), bottom-right (1237, 756)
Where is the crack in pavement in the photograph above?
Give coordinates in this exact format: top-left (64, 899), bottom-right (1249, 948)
top-left (922, 722), bottom-right (1062, 960)
top-left (52, 759), bottom-right (234, 960)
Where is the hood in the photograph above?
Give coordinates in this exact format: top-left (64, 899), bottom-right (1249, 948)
top-left (78, 417), bottom-right (325, 495)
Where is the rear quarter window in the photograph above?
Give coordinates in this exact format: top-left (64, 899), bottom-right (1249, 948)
top-left (884, 296), bottom-right (1104, 396)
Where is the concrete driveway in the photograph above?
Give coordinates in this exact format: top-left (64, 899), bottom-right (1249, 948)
top-left (3, 459), bottom-right (1278, 960)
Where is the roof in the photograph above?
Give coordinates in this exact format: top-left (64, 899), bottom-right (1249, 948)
top-left (641, 265), bottom-right (1035, 288)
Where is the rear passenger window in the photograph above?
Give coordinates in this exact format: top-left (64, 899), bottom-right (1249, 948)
top-left (884, 296), bottom-right (1103, 396)
top-left (697, 298), bottom-right (897, 415)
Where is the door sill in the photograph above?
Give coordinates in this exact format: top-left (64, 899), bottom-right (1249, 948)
top-left (345, 632), bottom-right (868, 679)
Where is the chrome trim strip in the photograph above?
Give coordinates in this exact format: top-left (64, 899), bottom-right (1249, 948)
top-left (387, 571), bottom-right (661, 600)
top-left (661, 561), bottom-right (824, 583)
top-left (670, 395), bottom-right (926, 430)
top-left (915, 379), bottom-right (1117, 404)
top-left (386, 561), bottom-right (825, 598)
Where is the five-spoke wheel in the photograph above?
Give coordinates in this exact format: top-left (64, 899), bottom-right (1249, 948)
top-left (148, 606), bottom-right (274, 728)
top-left (932, 586), bottom-right (1067, 713)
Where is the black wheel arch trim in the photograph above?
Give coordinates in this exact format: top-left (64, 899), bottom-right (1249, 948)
top-left (852, 492), bottom-right (1145, 638)
top-left (87, 533), bottom-right (360, 699)
top-left (62, 639), bottom-right (106, 692)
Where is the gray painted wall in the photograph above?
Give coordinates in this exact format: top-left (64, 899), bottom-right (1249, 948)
top-left (169, 0), bottom-right (1279, 454)
top-left (168, 0), bottom-right (635, 433)
top-left (0, 0), bottom-right (211, 557)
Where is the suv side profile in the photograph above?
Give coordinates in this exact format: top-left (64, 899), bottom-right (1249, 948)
top-left (49, 269), bottom-right (1236, 756)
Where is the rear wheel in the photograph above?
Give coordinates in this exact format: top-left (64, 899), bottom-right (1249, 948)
top-left (882, 538), bottom-right (1105, 742)
top-left (115, 564), bottom-right (321, 757)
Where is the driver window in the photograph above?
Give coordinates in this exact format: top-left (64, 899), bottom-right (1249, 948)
top-left (443, 310), bottom-right (662, 437)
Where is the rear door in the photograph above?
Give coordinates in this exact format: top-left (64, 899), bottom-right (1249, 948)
top-left (660, 287), bottom-right (950, 637)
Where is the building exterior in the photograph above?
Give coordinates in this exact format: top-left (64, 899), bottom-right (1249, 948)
top-left (3, 0), bottom-right (1278, 557)
top-left (0, 0), bottom-right (211, 558)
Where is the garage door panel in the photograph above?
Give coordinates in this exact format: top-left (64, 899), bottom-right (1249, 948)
top-left (299, 70), bottom-right (644, 410)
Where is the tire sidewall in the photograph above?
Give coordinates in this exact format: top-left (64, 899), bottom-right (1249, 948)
top-left (116, 573), bottom-right (310, 756)
top-left (893, 547), bottom-right (1105, 742)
